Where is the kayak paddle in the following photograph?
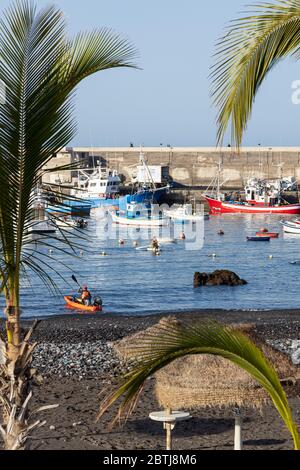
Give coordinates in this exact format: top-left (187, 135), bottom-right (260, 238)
top-left (72, 275), bottom-right (81, 287)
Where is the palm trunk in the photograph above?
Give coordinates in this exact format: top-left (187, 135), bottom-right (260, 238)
top-left (0, 303), bottom-right (41, 450)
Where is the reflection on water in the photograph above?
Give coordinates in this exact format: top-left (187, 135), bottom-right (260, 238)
top-left (2, 213), bottom-right (300, 318)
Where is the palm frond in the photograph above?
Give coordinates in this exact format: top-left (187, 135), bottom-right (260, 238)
top-left (98, 320), bottom-right (300, 450)
top-left (0, 0), bottom-right (138, 304)
top-left (212, 0), bottom-right (300, 147)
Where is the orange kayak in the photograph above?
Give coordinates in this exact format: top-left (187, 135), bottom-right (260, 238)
top-left (64, 296), bottom-right (102, 312)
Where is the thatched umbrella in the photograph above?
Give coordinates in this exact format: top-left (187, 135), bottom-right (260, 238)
top-left (114, 317), bottom-right (299, 450)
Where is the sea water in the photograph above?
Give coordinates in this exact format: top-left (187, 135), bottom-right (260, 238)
top-left (1, 213), bottom-right (300, 318)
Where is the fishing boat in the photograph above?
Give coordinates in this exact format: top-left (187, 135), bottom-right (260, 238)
top-left (111, 202), bottom-right (169, 227)
top-left (203, 163), bottom-right (300, 215)
top-left (69, 165), bottom-right (121, 209)
top-left (64, 296), bottom-right (102, 312)
top-left (68, 148), bottom-right (169, 211)
top-left (164, 204), bottom-right (209, 223)
top-left (247, 236), bottom-right (270, 242)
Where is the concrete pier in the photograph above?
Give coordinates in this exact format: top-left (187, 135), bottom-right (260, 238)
top-left (42, 146), bottom-right (300, 189)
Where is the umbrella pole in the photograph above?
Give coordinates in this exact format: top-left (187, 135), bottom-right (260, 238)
top-left (165, 408), bottom-right (173, 450)
top-left (234, 408), bottom-right (242, 450)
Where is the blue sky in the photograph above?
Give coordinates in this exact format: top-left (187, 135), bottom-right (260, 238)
top-left (2, 0), bottom-right (300, 147)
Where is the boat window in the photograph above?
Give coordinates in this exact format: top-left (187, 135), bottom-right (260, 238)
top-left (90, 183), bottom-right (97, 187)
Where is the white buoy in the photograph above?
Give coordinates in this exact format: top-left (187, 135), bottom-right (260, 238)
top-left (49, 249), bottom-right (53, 254)
top-left (101, 251), bottom-right (107, 256)
top-left (269, 255), bottom-right (273, 260)
top-left (133, 241), bottom-right (139, 247)
top-left (80, 251), bottom-right (84, 256)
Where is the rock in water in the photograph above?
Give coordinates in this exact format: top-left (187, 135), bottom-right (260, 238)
top-left (194, 270), bottom-right (247, 288)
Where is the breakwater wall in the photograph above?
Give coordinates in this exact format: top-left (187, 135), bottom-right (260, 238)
top-left (43, 147), bottom-right (300, 189)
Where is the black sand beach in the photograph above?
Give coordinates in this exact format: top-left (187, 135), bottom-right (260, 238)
top-left (1, 309), bottom-right (300, 450)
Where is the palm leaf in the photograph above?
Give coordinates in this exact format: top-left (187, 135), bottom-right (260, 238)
top-left (98, 320), bottom-right (300, 450)
top-left (212, 0), bottom-right (300, 147)
top-left (0, 0), bottom-right (138, 304)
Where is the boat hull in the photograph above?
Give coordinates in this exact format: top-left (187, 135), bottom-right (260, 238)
top-left (255, 232), bottom-right (279, 238)
top-left (64, 296), bottom-right (102, 312)
top-left (204, 196), bottom-right (300, 215)
top-left (282, 223), bottom-right (300, 234)
top-left (111, 212), bottom-right (169, 227)
top-left (47, 202), bottom-right (91, 217)
top-left (247, 236), bottom-right (270, 242)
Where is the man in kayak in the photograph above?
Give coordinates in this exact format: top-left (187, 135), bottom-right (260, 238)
top-left (77, 285), bottom-right (92, 306)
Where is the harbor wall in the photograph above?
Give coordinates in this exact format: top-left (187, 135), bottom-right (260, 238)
top-left (42, 147), bottom-right (300, 189)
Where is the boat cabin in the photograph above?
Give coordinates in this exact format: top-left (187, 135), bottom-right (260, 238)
top-left (73, 166), bottom-right (121, 200)
top-left (244, 178), bottom-right (281, 206)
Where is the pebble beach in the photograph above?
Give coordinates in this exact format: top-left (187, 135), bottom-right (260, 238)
top-left (1, 309), bottom-right (300, 451)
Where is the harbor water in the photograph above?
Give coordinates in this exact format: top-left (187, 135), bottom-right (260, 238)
top-left (2, 213), bottom-right (300, 318)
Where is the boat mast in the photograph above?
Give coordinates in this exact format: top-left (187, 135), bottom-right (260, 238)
top-left (140, 146), bottom-right (157, 191)
top-left (217, 159), bottom-right (222, 201)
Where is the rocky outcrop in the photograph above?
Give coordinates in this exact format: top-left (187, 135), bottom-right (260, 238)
top-left (194, 270), bottom-right (247, 288)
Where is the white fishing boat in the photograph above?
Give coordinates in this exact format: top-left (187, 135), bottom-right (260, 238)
top-left (111, 202), bottom-right (169, 227)
top-left (70, 165), bottom-right (121, 208)
top-left (164, 204), bottom-right (208, 223)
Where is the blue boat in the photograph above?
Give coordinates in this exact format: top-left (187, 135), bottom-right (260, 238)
top-left (247, 236), bottom-right (270, 242)
top-left (46, 200), bottom-right (91, 217)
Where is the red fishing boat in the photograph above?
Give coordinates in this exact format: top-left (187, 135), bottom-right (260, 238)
top-left (204, 170), bottom-right (300, 215)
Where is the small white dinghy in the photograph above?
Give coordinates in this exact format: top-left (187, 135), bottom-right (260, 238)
top-left (28, 220), bottom-right (56, 234)
top-left (281, 220), bottom-right (300, 234)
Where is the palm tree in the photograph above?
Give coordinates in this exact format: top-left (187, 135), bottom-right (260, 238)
top-left (211, 0), bottom-right (300, 148)
top-left (98, 321), bottom-right (300, 450)
top-left (0, 0), bottom-right (137, 449)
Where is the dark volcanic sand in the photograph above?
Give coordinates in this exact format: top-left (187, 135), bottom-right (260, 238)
top-left (1, 309), bottom-right (300, 450)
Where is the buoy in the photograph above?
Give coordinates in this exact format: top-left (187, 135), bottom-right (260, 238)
top-left (133, 241), bottom-right (139, 247)
top-left (49, 249), bottom-right (53, 254)
top-left (209, 253), bottom-right (217, 258)
top-left (119, 239), bottom-right (125, 245)
top-left (179, 232), bottom-right (186, 240)
top-left (218, 230), bottom-right (225, 236)
top-left (269, 255), bottom-right (273, 260)
top-left (101, 251), bottom-right (107, 256)
top-left (80, 250), bottom-right (84, 256)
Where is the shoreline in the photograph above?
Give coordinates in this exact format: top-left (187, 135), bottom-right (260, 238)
top-left (1, 309), bottom-right (300, 450)
top-left (4, 307), bottom-right (300, 324)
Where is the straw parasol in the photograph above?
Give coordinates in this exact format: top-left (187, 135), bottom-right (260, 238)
top-left (114, 317), bottom-right (299, 449)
